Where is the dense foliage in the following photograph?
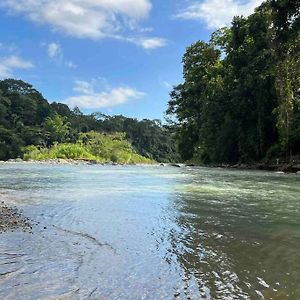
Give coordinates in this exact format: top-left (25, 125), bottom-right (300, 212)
top-left (0, 79), bottom-right (178, 162)
top-left (24, 132), bottom-right (153, 164)
top-left (167, 0), bottom-right (300, 164)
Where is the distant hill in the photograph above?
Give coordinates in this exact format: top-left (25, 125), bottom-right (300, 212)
top-left (0, 79), bottom-right (179, 162)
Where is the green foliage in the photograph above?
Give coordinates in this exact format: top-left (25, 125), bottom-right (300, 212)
top-left (0, 79), bottom-right (178, 162)
top-left (0, 126), bottom-right (24, 160)
top-left (167, 0), bottom-right (300, 164)
top-left (23, 132), bottom-right (153, 164)
top-left (93, 115), bottom-right (179, 162)
top-left (43, 114), bottom-right (70, 145)
top-left (23, 144), bottom-right (96, 161)
top-left (78, 131), bottom-right (153, 164)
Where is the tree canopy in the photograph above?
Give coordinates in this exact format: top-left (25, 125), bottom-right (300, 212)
top-left (0, 79), bottom-right (179, 162)
top-left (167, 0), bottom-right (300, 164)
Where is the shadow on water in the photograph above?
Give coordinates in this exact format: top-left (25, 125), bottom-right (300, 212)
top-left (158, 168), bottom-right (300, 299)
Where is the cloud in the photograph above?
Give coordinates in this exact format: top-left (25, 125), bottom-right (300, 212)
top-left (133, 37), bottom-right (167, 49)
top-left (112, 35), bottom-right (167, 49)
top-left (43, 42), bottom-right (76, 68)
top-left (1, 0), bottom-right (152, 38)
top-left (65, 61), bottom-right (77, 69)
top-left (1, 1), bottom-right (167, 49)
top-left (73, 80), bottom-right (95, 94)
top-left (0, 55), bottom-right (34, 78)
top-left (47, 42), bottom-right (62, 59)
top-left (64, 79), bottom-right (145, 109)
top-left (175, 0), bottom-right (264, 29)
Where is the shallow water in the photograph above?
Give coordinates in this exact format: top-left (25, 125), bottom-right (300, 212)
top-left (0, 163), bottom-right (299, 299)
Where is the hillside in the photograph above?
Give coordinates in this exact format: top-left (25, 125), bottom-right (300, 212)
top-left (0, 79), bottom-right (179, 163)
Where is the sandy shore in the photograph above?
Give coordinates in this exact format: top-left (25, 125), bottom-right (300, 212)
top-left (0, 201), bottom-right (32, 233)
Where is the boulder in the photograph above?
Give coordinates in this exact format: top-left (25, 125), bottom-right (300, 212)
top-left (170, 163), bottom-right (181, 168)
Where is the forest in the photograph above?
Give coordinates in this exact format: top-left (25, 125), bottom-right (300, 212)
top-left (1, 0), bottom-right (299, 165)
top-left (0, 79), bottom-right (178, 163)
top-left (167, 0), bottom-right (299, 164)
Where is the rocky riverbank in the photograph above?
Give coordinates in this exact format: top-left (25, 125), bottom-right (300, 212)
top-left (212, 163), bottom-right (300, 174)
top-left (1, 159), bottom-right (300, 173)
top-left (0, 158), bottom-right (157, 166)
top-left (0, 201), bottom-right (32, 233)
top-left (0, 158), bottom-right (100, 165)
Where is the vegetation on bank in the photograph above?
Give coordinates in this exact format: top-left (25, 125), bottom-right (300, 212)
top-left (1, 1), bottom-right (299, 166)
top-left (167, 0), bottom-right (299, 165)
top-left (23, 132), bottom-right (153, 164)
top-left (0, 79), bottom-right (179, 162)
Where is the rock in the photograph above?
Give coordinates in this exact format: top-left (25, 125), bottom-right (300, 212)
top-left (186, 163), bottom-right (195, 167)
top-left (0, 203), bottom-right (32, 233)
top-left (292, 164), bottom-right (300, 172)
top-left (171, 163), bottom-right (181, 168)
top-left (296, 171), bottom-right (300, 175)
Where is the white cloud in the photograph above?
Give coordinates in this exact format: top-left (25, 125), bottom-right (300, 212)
top-left (175, 0), bottom-right (264, 29)
top-left (44, 42), bottom-right (76, 68)
top-left (113, 35), bottom-right (167, 49)
top-left (1, 0), bottom-right (152, 38)
top-left (47, 42), bottom-right (62, 59)
top-left (73, 80), bottom-right (95, 94)
top-left (0, 55), bottom-right (34, 78)
top-left (64, 79), bottom-right (145, 109)
top-left (1, 1), bottom-right (167, 49)
top-left (133, 37), bottom-right (167, 49)
top-left (66, 61), bottom-right (77, 69)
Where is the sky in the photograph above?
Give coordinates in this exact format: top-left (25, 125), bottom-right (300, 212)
top-left (0, 0), bottom-right (263, 120)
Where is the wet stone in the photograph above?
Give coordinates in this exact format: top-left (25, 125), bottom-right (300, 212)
top-left (0, 202), bottom-right (32, 233)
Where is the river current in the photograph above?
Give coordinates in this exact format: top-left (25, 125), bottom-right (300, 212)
top-left (0, 163), bottom-right (299, 299)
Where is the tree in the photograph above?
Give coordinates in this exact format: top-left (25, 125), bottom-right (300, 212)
top-left (167, 0), bottom-right (299, 164)
top-left (271, 0), bottom-right (300, 159)
top-left (43, 114), bottom-right (70, 145)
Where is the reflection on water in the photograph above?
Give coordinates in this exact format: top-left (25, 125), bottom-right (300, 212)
top-left (0, 163), bottom-right (299, 299)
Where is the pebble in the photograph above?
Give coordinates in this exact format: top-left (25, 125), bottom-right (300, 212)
top-left (0, 202), bottom-right (32, 233)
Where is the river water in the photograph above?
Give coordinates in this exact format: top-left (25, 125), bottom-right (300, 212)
top-left (0, 163), bottom-right (299, 299)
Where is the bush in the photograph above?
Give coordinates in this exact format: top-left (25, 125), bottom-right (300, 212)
top-left (23, 131), bottom-right (154, 164)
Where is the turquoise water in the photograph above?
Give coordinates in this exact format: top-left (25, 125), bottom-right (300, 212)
top-left (0, 163), bottom-right (299, 299)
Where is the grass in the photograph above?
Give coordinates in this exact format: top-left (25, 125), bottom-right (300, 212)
top-left (23, 132), bottom-right (154, 164)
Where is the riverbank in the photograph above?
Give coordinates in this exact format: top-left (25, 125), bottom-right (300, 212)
top-left (0, 158), bottom-right (152, 166)
top-left (1, 159), bottom-right (300, 173)
top-left (0, 201), bottom-right (32, 233)
top-left (208, 162), bottom-right (300, 174)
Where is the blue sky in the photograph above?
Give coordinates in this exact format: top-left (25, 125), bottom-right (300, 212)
top-left (0, 0), bottom-right (263, 120)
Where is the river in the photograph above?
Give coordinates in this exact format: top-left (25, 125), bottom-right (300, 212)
top-left (0, 163), bottom-right (299, 299)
